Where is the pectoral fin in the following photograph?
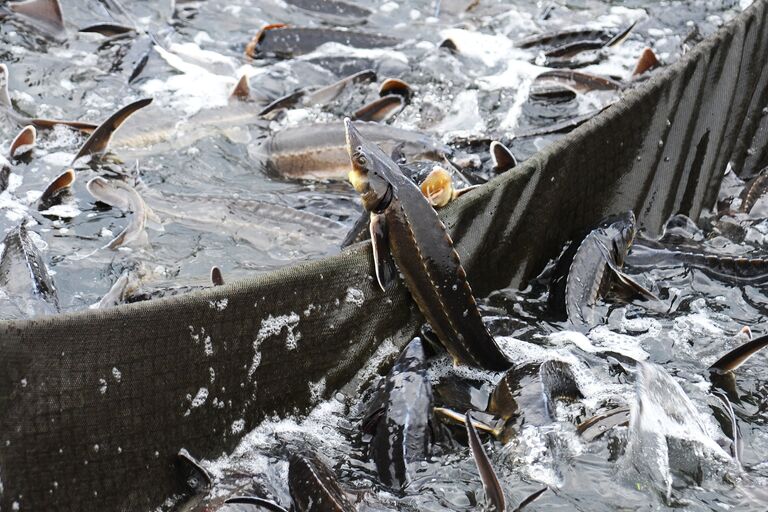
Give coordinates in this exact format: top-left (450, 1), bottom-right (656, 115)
top-left (370, 213), bottom-right (396, 292)
top-left (72, 97), bottom-right (153, 163)
top-left (341, 209), bottom-right (370, 248)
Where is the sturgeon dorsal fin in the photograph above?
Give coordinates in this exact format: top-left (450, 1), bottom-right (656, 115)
top-left (632, 47), bottom-right (660, 77)
top-left (0, 64), bottom-right (11, 108)
top-left (10, 124), bottom-right (36, 159)
top-left (9, 0), bottom-right (65, 34)
top-left (210, 266), bottom-right (224, 286)
top-left (38, 168), bottom-right (75, 210)
top-left (710, 333), bottom-right (768, 373)
top-left (72, 97), bottom-right (153, 163)
top-left (229, 74), bottom-right (250, 101)
top-left (490, 140), bottom-right (517, 173)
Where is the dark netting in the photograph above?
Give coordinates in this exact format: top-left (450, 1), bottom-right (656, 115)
top-left (2, 2), bottom-right (768, 510)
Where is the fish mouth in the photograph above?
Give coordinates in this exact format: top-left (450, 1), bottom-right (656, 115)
top-left (344, 117), bottom-right (369, 193)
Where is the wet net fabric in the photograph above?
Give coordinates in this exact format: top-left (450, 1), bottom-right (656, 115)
top-left (2, 2), bottom-right (768, 510)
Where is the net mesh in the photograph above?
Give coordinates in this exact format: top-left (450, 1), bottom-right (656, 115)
top-left (1, 2), bottom-right (768, 510)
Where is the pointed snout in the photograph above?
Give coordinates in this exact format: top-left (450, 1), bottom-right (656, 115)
top-left (343, 117), bottom-right (363, 158)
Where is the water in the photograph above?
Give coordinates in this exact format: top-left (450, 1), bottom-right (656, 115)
top-left (0, 0), bottom-right (763, 510)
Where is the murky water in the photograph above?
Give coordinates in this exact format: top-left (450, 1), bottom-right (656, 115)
top-left (1, 0), bottom-right (764, 510)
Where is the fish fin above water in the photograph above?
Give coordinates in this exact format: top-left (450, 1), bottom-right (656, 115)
top-left (465, 411), bottom-right (506, 512)
top-left (72, 97), bottom-right (153, 163)
top-left (632, 47), bottom-right (660, 77)
top-left (93, 271), bottom-right (140, 309)
top-left (87, 177), bottom-right (151, 249)
top-left (245, 23), bottom-right (287, 59)
top-left (9, 0), bottom-right (64, 35)
top-left (353, 94), bottom-right (404, 123)
top-left (78, 23), bottom-right (135, 37)
top-left (710, 333), bottom-right (768, 373)
top-left (305, 68), bottom-right (377, 106)
top-left (176, 448), bottom-right (213, 493)
top-left (604, 20), bottom-right (637, 48)
top-left (37, 168), bottom-right (75, 210)
top-left (577, 405), bottom-right (631, 442)
top-left (210, 266), bottom-right (224, 286)
top-left (370, 212), bottom-right (397, 292)
top-left (379, 77), bottom-right (412, 102)
top-left (490, 140), bottom-right (517, 173)
top-left (229, 74), bottom-right (250, 101)
top-left (224, 496), bottom-right (289, 512)
top-left (29, 118), bottom-right (97, 133)
top-left (513, 487), bottom-right (548, 512)
top-left (9, 124), bottom-right (36, 159)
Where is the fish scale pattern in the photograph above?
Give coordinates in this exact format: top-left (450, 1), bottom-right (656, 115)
top-left (1, 1), bottom-right (768, 510)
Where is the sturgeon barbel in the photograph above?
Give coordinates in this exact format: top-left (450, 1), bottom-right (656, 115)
top-left (344, 118), bottom-right (511, 371)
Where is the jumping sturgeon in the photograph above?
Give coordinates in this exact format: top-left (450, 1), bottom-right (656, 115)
top-left (344, 118), bottom-right (511, 371)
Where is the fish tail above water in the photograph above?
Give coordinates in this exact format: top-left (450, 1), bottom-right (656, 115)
top-left (72, 97), bottom-right (153, 163)
top-left (86, 177), bottom-right (154, 249)
top-left (4, 0), bottom-right (64, 36)
top-left (465, 411), bottom-right (506, 512)
top-left (710, 333), bottom-right (768, 373)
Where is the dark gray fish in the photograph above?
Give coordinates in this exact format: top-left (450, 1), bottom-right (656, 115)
top-left (489, 362), bottom-right (542, 422)
top-left (246, 25), bottom-right (400, 59)
top-left (0, 223), bottom-right (59, 317)
top-left (259, 121), bottom-right (450, 181)
top-left (576, 405), bottom-right (630, 442)
top-left (516, 28), bottom-right (611, 49)
top-left (288, 451), bottom-right (355, 512)
top-left (628, 240), bottom-right (768, 284)
top-left (710, 333), bottom-right (768, 373)
top-left (539, 360), bottom-right (584, 413)
top-left (465, 411), bottom-right (506, 512)
top-left (345, 119), bottom-right (511, 370)
top-left (548, 211), bottom-right (638, 326)
top-left (372, 338), bottom-right (432, 488)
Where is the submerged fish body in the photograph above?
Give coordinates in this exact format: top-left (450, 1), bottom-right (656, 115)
top-left (372, 338), bottom-right (432, 488)
top-left (258, 121), bottom-right (450, 181)
top-left (0, 224), bottom-right (59, 317)
top-left (288, 451), bottom-right (355, 512)
top-left (247, 26), bottom-right (400, 59)
top-left (344, 119), bottom-right (511, 371)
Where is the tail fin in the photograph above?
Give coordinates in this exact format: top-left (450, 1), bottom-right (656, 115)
top-left (72, 98), bottom-right (152, 163)
top-left (9, 0), bottom-right (64, 34)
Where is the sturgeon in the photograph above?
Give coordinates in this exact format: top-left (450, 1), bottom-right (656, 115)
top-left (344, 118), bottom-right (511, 371)
top-left (0, 223), bottom-right (59, 317)
top-left (259, 121), bottom-right (451, 181)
